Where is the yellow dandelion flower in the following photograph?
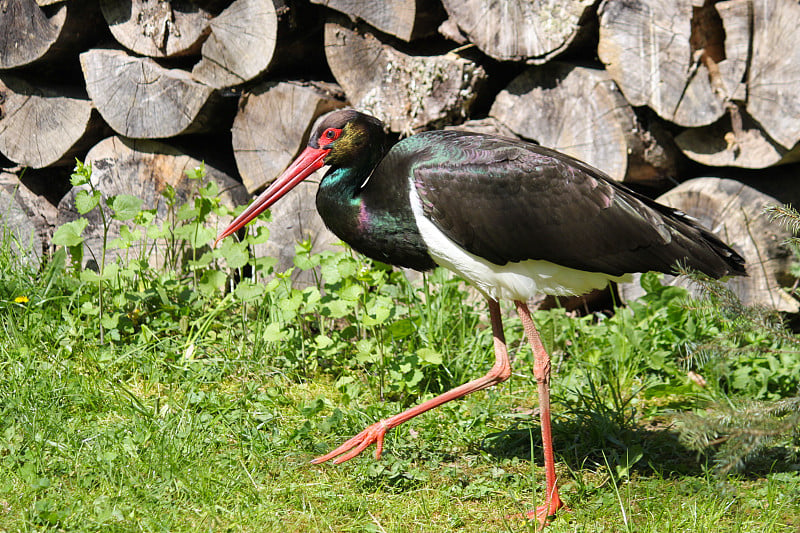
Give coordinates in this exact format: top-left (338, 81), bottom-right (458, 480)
top-left (14, 296), bottom-right (29, 303)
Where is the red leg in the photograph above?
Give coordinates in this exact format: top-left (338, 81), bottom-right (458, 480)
top-left (515, 300), bottom-right (567, 526)
top-left (311, 298), bottom-right (512, 465)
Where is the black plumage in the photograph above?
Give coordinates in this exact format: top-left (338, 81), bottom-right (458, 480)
top-left (402, 131), bottom-right (745, 279)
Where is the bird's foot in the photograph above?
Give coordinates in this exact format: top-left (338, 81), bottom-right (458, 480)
top-left (310, 419), bottom-right (389, 465)
top-left (523, 494), bottom-right (568, 528)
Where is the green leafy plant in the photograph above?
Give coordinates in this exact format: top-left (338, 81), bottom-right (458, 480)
top-left (52, 161), bottom-right (142, 343)
top-left (1, 166), bottom-right (799, 531)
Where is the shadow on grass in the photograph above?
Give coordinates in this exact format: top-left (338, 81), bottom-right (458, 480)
top-left (478, 414), bottom-right (800, 480)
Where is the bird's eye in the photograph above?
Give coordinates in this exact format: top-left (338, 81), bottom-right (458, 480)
top-left (319, 128), bottom-right (342, 146)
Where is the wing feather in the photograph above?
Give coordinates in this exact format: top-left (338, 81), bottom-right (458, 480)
top-left (405, 131), bottom-right (744, 279)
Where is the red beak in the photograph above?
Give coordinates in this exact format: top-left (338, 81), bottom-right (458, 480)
top-left (215, 146), bottom-right (329, 245)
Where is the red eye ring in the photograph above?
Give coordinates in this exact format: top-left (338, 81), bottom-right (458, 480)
top-left (319, 127), bottom-right (342, 146)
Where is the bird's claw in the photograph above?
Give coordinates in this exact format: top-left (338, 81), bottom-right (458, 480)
top-left (311, 420), bottom-right (389, 465)
top-left (521, 496), bottom-right (568, 528)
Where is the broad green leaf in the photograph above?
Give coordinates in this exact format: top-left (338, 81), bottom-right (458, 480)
top-left (80, 269), bottom-right (101, 283)
top-left (337, 256), bottom-right (358, 279)
top-left (109, 225), bottom-right (139, 249)
top-left (340, 284), bottom-right (363, 301)
top-left (278, 291), bottom-right (303, 313)
top-left (110, 195), bottom-right (143, 221)
top-left (245, 225), bottom-right (270, 245)
top-left (218, 239), bottom-right (249, 269)
top-left (363, 304), bottom-right (391, 326)
top-left (198, 269), bottom-right (227, 295)
top-left (177, 201), bottom-right (199, 221)
top-left (146, 223), bottom-right (169, 240)
top-left (174, 222), bottom-right (215, 249)
top-left (355, 339), bottom-right (378, 363)
top-left (320, 256), bottom-right (343, 284)
top-left (234, 280), bottom-right (265, 301)
top-left (262, 322), bottom-right (287, 342)
top-left (80, 263), bottom-right (119, 283)
top-left (187, 251), bottom-right (214, 269)
top-left (75, 190), bottom-right (100, 214)
top-left (81, 300), bottom-right (99, 316)
top-left (314, 334), bottom-right (334, 349)
top-left (300, 398), bottom-right (325, 416)
top-left (302, 287), bottom-right (321, 308)
top-left (388, 318), bottom-right (416, 339)
top-left (101, 312), bottom-right (120, 330)
top-left (321, 298), bottom-right (352, 318)
top-left (293, 252), bottom-right (318, 271)
top-left (52, 218), bottom-right (88, 247)
top-left (417, 347), bottom-right (443, 365)
top-left (200, 179), bottom-right (218, 197)
top-left (251, 256), bottom-right (277, 274)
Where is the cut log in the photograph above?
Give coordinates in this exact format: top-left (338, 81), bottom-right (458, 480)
top-left (232, 81), bottom-right (345, 193)
top-left (80, 48), bottom-right (229, 138)
top-left (746, 0), bottom-right (800, 151)
top-left (310, 0), bottom-right (443, 41)
top-left (192, 0), bottom-right (317, 89)
top-left (0, 0), bottom-right (102, 70)
top-left (0, 171), bottom-right (55, 266)
top-left (598, 0), bottom-right (750, 128)
top-left (675, 104), bottom-right (800, 168)
top-left (618, 178), bottom-right (799, 313)
top-left (324, 19), bottom-right (486, 134)
top-left (100, 0), bottom-right (213, 58)
top-left (445, 117), bottom-right (517, 138)
top-left (0, 74), bottom-right (107, 168)
top-left (57, 136), bottom-right (249, 269)
top-left (440, 0), bottom-right (595, 63)
top-left (490, 63), bottom-right (680, 184)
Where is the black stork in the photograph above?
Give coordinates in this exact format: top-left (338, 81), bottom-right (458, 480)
top-left (216, 109), bottom-right (746, 525)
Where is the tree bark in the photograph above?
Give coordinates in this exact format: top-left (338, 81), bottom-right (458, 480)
top-left (618, 177), bottom-right (799, 313)
top-left (0, 74), bottom-right (107, 168)
top-left (440, 0), bottom-right (596, 63)
top-left (100, 0), bottom-right (214, 58)
top-left (324, 19), bottom-right (486, 134)
top-left (310, 0), bottom-right (443, 41)
top-left (598, 0), bottom-right (749, 128)
top-left (490, 63), bottom-right (680, 185)
top-left (80, 47), bottom-right (230, 138)
top-left (232, 80), bottom-right (345, 193)
top-left (57, 136), bottom-right (249, 269)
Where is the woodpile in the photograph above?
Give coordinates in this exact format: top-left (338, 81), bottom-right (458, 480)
top-left (1, 0), bottom-right (799, 312)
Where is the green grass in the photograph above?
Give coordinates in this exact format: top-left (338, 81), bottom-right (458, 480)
top-left (1, 168), bottom-right (798, 531)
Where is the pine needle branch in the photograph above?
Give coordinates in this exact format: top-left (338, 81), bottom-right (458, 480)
top-left (676, 397), bottom-right (800, 475)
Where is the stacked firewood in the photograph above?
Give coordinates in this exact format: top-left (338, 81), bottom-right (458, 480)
top-left (1, 0), bottom-right (799, 311)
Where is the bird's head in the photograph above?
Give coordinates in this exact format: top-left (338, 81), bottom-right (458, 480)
top-left (215, 109), bottom-right (384, 245)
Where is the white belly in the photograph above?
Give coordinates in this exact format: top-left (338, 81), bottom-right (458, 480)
top-left (408, 186), bottom-right (631, 301)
